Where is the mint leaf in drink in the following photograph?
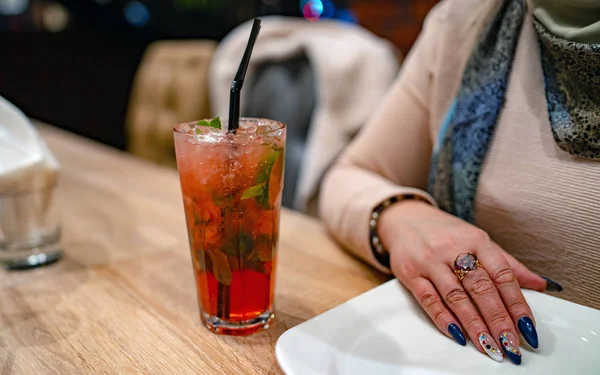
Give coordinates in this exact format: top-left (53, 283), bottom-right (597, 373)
top-left (213, 193), bottom-right (234, 208)
top-left (240, 234), bottom-right (254, 257)
top-left (189, 228), bottom-right (206, 272)
top-left (209, 117), bottom-right (222, 129)
top-left (195, 247), bottom-right (206, 272)
top-left (256, 190), bottom-right (270, 209)
top-left (257, 150), bottom-right (281, 183)
top-left (255, 235), bottom-right (273, 262)
top-left (228, 256), bottom-right (240, 271)
top-left (244, 259), bottom-right (266, 274)
top-left (241, 183), bottom-right (265, 200)
top-left (220, 240), bottom-right (238, 256)
top-left (243, 150), bottom-right (282, 208)
top-left (240, 149), bottom-right (282, 205)
top-left (221, 233), bottom-right (254, 257)
top-left (193, 210), bottom-right (203, 225)
top-left (207, 248), bottom-right (232, 285)
top-left (196, 116), bottom-right (222, 131)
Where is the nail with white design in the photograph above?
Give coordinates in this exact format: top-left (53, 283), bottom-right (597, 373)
top-left (479, 333), bottom-right (503, 362)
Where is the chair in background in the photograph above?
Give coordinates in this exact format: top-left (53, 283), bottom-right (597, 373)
top-left (126, 40), bottom-right (216, 167)
top-left (244, 53), bottom-right (316, 210)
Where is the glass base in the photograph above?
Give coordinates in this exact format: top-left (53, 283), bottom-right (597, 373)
top-left (201, 309), bottom-right (274, 336)
top-left (0, 240), bottom-right (62, 270)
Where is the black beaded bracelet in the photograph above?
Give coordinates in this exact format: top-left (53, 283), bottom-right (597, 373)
top-left (369, 194), bottom-right (433, 268)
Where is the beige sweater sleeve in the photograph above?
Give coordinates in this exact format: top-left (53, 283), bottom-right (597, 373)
top-left (319, 13), bottom-right (442, 273)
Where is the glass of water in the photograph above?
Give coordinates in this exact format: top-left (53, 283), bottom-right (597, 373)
top-left (0, 183), bottom-right (61, 268)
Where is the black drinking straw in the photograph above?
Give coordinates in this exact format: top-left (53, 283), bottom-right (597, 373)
top-left (228, 18), bottom-right (262, 132)
top-left (218, 19), bottom-right (262, 323)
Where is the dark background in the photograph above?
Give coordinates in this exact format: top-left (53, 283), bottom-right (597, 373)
top-left (0, 0), bottom-right (437, 150)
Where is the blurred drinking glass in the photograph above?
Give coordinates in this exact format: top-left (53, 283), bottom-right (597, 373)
top-left (0, 183), bottom-right (62, 268)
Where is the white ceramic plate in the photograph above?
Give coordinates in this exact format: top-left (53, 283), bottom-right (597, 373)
top-left (276, 280), bottom-right (600, 375)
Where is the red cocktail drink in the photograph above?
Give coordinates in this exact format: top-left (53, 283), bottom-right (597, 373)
top-left (174, 118), bottom-right (285, 335)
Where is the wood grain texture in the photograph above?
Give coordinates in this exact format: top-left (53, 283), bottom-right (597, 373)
top-left (0, 124), bottom-right (389, 374)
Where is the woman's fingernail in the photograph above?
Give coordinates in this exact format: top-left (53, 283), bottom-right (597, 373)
top-left (499, 332), bottom-right (522, 365)
top-left (518, 316), bottom-right (539, 349)
top-left (478, 333), bottom-right (503, 362)
top-left (448, 323), bottom-right (467, 346)
top-left (541, 276), bottom-right (563, 292)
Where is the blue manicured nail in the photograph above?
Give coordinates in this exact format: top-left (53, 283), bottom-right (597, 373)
top-left (448, 323), bottom-right (466, 346)
top-left (518, 316), bottom-right (539, 349)
top-left (500, 332), bottom-right (522, 365)
top-left (541, 276), bottom-right (563, 292)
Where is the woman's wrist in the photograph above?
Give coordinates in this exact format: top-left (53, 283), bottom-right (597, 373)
top-left (377, 199), bottom-right (434, 254)
top-left (370, 195), bottom-right (434, 267)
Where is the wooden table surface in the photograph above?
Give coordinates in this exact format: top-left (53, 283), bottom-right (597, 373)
top-left (0, 125), bottom-right (389, 374)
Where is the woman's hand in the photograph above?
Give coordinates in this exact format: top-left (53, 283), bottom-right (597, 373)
top-left (378, 200), bottom-right (547, 364)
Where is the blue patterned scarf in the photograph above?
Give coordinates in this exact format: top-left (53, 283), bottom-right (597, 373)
top-left (428, 0), bottom-right (600, 223)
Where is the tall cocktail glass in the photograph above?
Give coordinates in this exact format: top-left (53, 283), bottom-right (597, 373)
top-left (174, 118), bottom-right (286, 335)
